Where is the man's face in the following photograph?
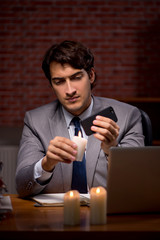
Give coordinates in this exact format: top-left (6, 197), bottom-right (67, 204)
top-left (50, 62), bottom-right (95, 116)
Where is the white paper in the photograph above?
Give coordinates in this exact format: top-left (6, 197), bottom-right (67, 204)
top-left (0, 196), bottom-right (13, 213)
top-left (32, 193), bottom-right (90, 206)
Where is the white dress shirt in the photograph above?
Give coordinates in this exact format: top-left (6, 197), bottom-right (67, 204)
top-left (34, 98), bottom-right (93, 184)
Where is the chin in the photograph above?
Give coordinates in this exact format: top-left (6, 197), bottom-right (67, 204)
top-left (68, 108), bottom-right (82, 116)
top-left (63, 98), bottom-right (89, 115)
top-left (66, 105), bottom-right (83, 116)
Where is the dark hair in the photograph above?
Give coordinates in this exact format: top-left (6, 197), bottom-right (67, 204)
top-left (42, 40), bottom-right (96, 89)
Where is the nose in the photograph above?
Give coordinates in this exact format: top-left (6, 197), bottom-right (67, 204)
top-left (65, 80), bottom-right (76, 96)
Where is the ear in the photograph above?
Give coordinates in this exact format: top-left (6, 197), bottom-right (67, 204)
top-left (89, 68), bottom-right (95, 84)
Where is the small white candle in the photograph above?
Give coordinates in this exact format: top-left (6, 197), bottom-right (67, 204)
top-left (72, 131), bottom-right (87, 162)
top-left (64, 190), bottom-right (80, 226)
top-left (90, 186), bottom-right (107, 225)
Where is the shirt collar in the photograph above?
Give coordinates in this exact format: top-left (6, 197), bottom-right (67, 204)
top-left (62, 97), bottom-right (93, 128)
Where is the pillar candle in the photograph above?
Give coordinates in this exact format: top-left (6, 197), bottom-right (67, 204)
top-left (64, 190), bottom-right (80, 226)
top-left (90, 186), bottom-right (107, 225)
top-left (72, 131), bottom-right (87, 162)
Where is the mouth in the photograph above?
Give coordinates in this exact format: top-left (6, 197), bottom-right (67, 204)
top-left (66, 96), bottom-right (79, 103)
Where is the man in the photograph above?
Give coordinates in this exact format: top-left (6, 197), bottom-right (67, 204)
top-left (16, 40), bottom-right (144, 197)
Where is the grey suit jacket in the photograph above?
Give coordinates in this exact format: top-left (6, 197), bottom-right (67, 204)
top-left (16, 96), bottom-right (144, 197)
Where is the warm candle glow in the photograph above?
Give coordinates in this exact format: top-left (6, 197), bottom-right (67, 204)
top-left (96, 187), bottom-right (100, 194)
top-left (90, 186), bottom-right (107, 225)
top-left (78, 131), bottom-right (82, 138)
top-left (64, 190), bottom-right (80, 226)
top-left (70, 191), bottom-right (73, 197)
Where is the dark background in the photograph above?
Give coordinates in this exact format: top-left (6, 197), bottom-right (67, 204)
top-left (0, 0), bottom-right (160, 143)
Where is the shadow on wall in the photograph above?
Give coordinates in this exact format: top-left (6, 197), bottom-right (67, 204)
top-left (136, 19), bottom-right (160, 97)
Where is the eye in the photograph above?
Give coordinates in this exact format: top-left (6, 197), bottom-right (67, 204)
top-left (75, 76), bottom-right (81, 80)
top-left (71, 74), bottom-right (83, 81)
top-left (53, 79), bottom-right (65, 85)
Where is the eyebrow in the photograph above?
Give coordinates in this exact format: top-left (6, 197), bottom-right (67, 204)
top-left (51, 71), bottom-right (84, 81)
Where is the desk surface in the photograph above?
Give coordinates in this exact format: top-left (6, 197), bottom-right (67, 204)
top-left (1, 195), bottom-right (160, 240)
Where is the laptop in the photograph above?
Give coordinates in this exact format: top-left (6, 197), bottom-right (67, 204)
top-left (107, 147), bottom-right (160, 214)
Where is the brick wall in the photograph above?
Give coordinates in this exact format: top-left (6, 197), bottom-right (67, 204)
top-left (1, 0), bottom-right (160, 126)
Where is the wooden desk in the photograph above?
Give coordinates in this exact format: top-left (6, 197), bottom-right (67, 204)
top-left (1, 195), bottom-right (160, 240)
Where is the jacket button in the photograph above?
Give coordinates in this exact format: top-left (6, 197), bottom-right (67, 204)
top-left (26, 181), bottom-right (33, 190)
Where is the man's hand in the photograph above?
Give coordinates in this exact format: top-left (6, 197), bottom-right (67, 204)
top-left (42, 136), bottom-right (77, 172)
top-left (91, 115), bottom-right (120, 156)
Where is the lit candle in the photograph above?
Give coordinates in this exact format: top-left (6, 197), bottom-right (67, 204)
top-left (64, 190), bottom-right (80, 225)
top-left (90, 186), bottom-right (107, 225)
top-left (72, 131), bottom-right (87, 162)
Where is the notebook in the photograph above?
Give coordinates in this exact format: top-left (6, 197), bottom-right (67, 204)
top-left (107, 147), bottom-right (160, 214)
top-left (32, 193), bottom-right (90, 207)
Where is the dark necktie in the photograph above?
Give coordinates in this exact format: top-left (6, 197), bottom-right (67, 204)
top-left (71, 117), bottom-right (88, 193)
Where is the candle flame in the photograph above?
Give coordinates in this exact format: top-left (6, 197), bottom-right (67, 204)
top-left (70, 191), bottom-right (74, 197)
top-left (78, 131), bottom-right (82, 138)
top-left (96, 187), bottom-right (100, 194)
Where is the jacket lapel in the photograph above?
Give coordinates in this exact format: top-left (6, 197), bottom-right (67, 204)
top-left (49, 105), bottom-right (73, 192)
top-left (86, 96), bottom-right (110, 189)
top-left (86, 135), bottom-right (101, 189)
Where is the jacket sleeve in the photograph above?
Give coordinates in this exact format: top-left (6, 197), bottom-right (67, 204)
top-left (15, 111), bottom-right (50, 198)
top-left (117, 106), bottom-right (145, 147)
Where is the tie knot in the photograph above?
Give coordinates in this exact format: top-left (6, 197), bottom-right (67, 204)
top-left (72, 117), bottom-right (80, 128)
top-left (72, 117), bottom-right (81, 136)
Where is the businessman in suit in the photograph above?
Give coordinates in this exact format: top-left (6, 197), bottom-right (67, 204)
top-left (16, 40), bottom-right (144, 197)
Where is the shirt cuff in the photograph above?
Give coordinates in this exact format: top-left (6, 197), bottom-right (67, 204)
top-left (34, 158), bottom-right (53, 184)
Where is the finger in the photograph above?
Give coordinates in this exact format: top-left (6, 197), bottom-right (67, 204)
top-left (95, 115), bottom-right (120, 131)
top-left (51, 140), bottom-right (77, 156)
top-left (93, 133), bottom-right (110, 143)
top-left (91, 126), bottom-right (115, 142)
top-left (49, 137), bottom-right (77, 161)
top-left (46, 151), bottom-right (72, 164)
top-left (50, 137), bottom-right (77, 157)
top-left (53, 136), bottom-right (77, 149)
top-left (47, 145), bottom-right (76, 162)
top-left (92, 119), bottom-right (119, 137)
